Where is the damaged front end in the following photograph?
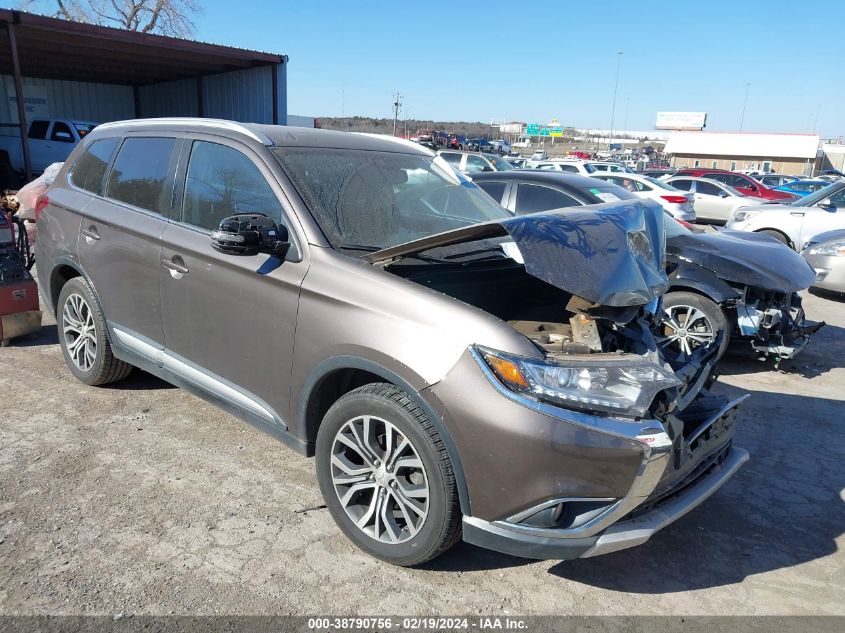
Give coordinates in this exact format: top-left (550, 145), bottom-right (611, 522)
top-left (370, 200), bottom-right (749, 557)
top-left (668, 228), bottom-right (824, 364)
top-left (735, 286), bottom-right (824, 362)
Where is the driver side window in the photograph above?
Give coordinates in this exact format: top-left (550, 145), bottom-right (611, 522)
top-left (182, 141), bottom-right (283, 231)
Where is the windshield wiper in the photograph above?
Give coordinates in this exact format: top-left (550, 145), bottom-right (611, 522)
top-left (338, 243), bottom-right (381, 252)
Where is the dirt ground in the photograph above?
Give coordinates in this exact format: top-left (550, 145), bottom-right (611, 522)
top-left (1, 290), bottom-right (844, 617)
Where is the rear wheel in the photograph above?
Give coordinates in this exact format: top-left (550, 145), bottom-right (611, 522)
top-left (658, 291), bottom-right (730, 362)
top-left (315, 383), bottom-right (461, 566)
top-left (57, 277), bottom-right (133, 386)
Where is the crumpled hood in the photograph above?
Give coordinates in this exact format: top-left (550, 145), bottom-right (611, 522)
top-left (667, 228), bottom-right (817, 292)
top-left (368, 199), bottom-right (669, 307)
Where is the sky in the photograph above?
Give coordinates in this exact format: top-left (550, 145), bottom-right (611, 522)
top-left (192, 0), bottom-right (843, 135)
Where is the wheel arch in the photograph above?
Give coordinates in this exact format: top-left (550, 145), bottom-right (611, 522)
top-left (49, 259), bottom-right (85, 314)
top-left (298, 355), bottom-right (471, 515)
top-left (753, 227), bottom-right (795, 250)
top-left (668, 262), bottom-right (740, 304)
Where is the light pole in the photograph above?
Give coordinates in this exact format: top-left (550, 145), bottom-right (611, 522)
top-left (812, 104), bottom-right (821, 134)
top-left (739, 82), bottom-right (750, 132)
top-left (608, 51), bottom-right (623, 152)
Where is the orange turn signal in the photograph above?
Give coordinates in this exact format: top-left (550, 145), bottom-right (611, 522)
top-left (484, 354), bottom-right (530, 390)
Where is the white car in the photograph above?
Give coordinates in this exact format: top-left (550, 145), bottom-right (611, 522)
top-left (665, 176), bottom-right (759, 224)
top-left (726, 180), bottom-right (845, 250)
top-left (586, 161), bottom-right (634, 174)
top-left (526, 158), bottom-right (593, 175)
top-left (590, 173), bottom-right (695, 221)
top-left (530, 150), bottom-right (548, 160)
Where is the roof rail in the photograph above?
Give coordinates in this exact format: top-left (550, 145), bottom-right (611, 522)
top-left (95, 118), bottom-right (273, 145)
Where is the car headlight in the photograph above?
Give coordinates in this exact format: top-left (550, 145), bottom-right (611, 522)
top-left (476, 346), bottom-right (681, 418)
top-left (807, 239), bottom-right (845, 257)
top-left (730, 208), bottom-right (759, 223)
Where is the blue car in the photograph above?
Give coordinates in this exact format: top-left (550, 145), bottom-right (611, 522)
top-left (773, 179), bottom-right (832, 197)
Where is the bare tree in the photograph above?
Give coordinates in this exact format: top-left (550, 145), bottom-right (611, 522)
top-left (23, 1), bottom-right (201, 37)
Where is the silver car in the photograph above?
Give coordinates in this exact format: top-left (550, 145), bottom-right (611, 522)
top-left (726, 180), bottom-right (845, 249)
top-left (802, 229), bottom-right (845, 293)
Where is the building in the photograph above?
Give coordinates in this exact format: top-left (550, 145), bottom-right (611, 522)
top-left (664, 131), bottom-right (819, 175)
top-left (0, 10), bottom-right (288, 181)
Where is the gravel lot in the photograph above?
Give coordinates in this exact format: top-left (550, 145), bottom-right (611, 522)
top-left (1, 290), bottom-right (844, 616)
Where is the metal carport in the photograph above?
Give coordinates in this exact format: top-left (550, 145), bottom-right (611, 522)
top-left (0, 9), bottom-right (288, 181)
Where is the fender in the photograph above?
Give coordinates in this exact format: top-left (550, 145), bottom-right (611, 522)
top-left (299, 355), bottom-right (471, 515)
top-left (668, 259), bottom-right (740, 304)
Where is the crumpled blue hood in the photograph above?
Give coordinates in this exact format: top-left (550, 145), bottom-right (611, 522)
top-left (368, 199), bottom-right (669, 307)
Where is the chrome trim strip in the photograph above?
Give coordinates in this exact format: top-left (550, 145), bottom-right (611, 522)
top-left (687, 395), bottom-right (749, 445)
top-left (111, 326), bottom-right (281, 427)
top-left (581, 447), bottom-right (749, 558)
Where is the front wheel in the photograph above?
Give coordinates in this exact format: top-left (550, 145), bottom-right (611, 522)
top-left (315, 384), bottom-right (461, 566)
top-left (658, 291), bottom-right (730, 362)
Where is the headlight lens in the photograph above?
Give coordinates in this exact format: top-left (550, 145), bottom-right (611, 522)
top-left (807, 240), bottom-right (845, 257)
top-left (730, 208), bottom-right (758, 223)
top-left (477, 346), bottom-right (681, 417)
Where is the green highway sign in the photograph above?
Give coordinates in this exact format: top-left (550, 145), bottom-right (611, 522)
top-left (526, 123), bottom-right (540, 135)
top-left (540, 128), bottom-right (550, 136)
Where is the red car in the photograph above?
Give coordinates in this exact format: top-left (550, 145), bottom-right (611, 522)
top-left (674, 168), bottom-right (796, 201)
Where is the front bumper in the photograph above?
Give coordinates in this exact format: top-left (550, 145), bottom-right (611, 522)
top-left (463, 446), bottom-right (749, 560)
top-left (426, 345), bottom-right (747, 560)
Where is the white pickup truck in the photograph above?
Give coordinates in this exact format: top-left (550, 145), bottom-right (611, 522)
top-left (0, 118), bottom-right (97, 176)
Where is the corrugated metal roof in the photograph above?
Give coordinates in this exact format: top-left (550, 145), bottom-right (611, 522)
top-left (665, 132), bottom-right (820, 159)
top-left (0, 10), bottom-right (285, 86)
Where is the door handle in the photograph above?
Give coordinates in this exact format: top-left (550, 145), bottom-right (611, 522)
top-left (80, 226), bottom-right (100, 243)
top-left (789, 212), bottom-right (805, 217)
top-left (161, 257), bottom-right (189, 275)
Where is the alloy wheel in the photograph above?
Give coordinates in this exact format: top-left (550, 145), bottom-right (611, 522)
top-left (62, 293), bottom-right (97, 372)
top-left (330, 415), bottom-right (429, 544)
top-left (658, 304), bottom-right (716, 357)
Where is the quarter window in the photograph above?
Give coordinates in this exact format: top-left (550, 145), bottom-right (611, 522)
top-left (182, 141), bottom-right (283, 231)
top-left (515, 183), bottom-right (580, 214)
top-left (696, 181), bottom-right (723, 196)
top-left (106, 137), bottom-right (177, 214)
top-left (70, 138), bottom-right (119, 195)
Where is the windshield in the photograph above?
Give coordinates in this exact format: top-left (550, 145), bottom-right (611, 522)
top-left (273, 148), bottom-right (510, 253)
top-left (488, 154), bottom-right (514, 171)
top-left (789, 180), bottom-right (844, 207)
top-left (644, 176), bottom-right (679, 191)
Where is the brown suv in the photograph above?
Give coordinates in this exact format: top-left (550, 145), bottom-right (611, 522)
top-left (37, 118), bottom-right (748, 566)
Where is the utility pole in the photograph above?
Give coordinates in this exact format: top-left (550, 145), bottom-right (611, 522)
top-left (608, 51), bottom-right (623, 152)
top-left (392, 92), bottom-right (402, 137)
top-left (739, 82), bottom-right (750, 132)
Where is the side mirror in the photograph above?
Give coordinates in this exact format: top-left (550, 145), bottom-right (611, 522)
top-left (54, 131), bottom-right (73, 141)
top-left (211, 213), bottom-right (291, 259)
top-left (818, 198), bottom-right (834, 210)
top-left (719, 191), bottom-right (729, 198)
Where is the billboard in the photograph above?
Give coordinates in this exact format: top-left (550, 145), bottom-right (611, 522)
top-left (655, 112), bottom-right (707, 131)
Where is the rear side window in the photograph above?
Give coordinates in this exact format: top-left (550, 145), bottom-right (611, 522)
top-left (696, 181), bottom-right (722, 196)
top-left (670, 179), bottom-right (693, 191)
top-left (182, 141), bottom-right (283, 231)
top-left (515, 183), bottom-right (580, 214)
top-left (477, 181), bottom-right (506, 203)
top-left (28, 120), bottom-right (49, 140)
top-left (439, 152), bottom-right (462, 168)
top-left (558, 164), bottom-right (578, 173)
top-left (70, 138), bottom-right (119, 194)
top-left (106, 137), bottom-right (176, 214)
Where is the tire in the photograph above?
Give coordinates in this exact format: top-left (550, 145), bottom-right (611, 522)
top-left (57, 277), bottom-right (133, 386)
top-left (659, 291), bottom-right (731, 362)
top-left (757, 229), bottom-right (790, 247)
top-left (315, 383), bottom-right (461, 566)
